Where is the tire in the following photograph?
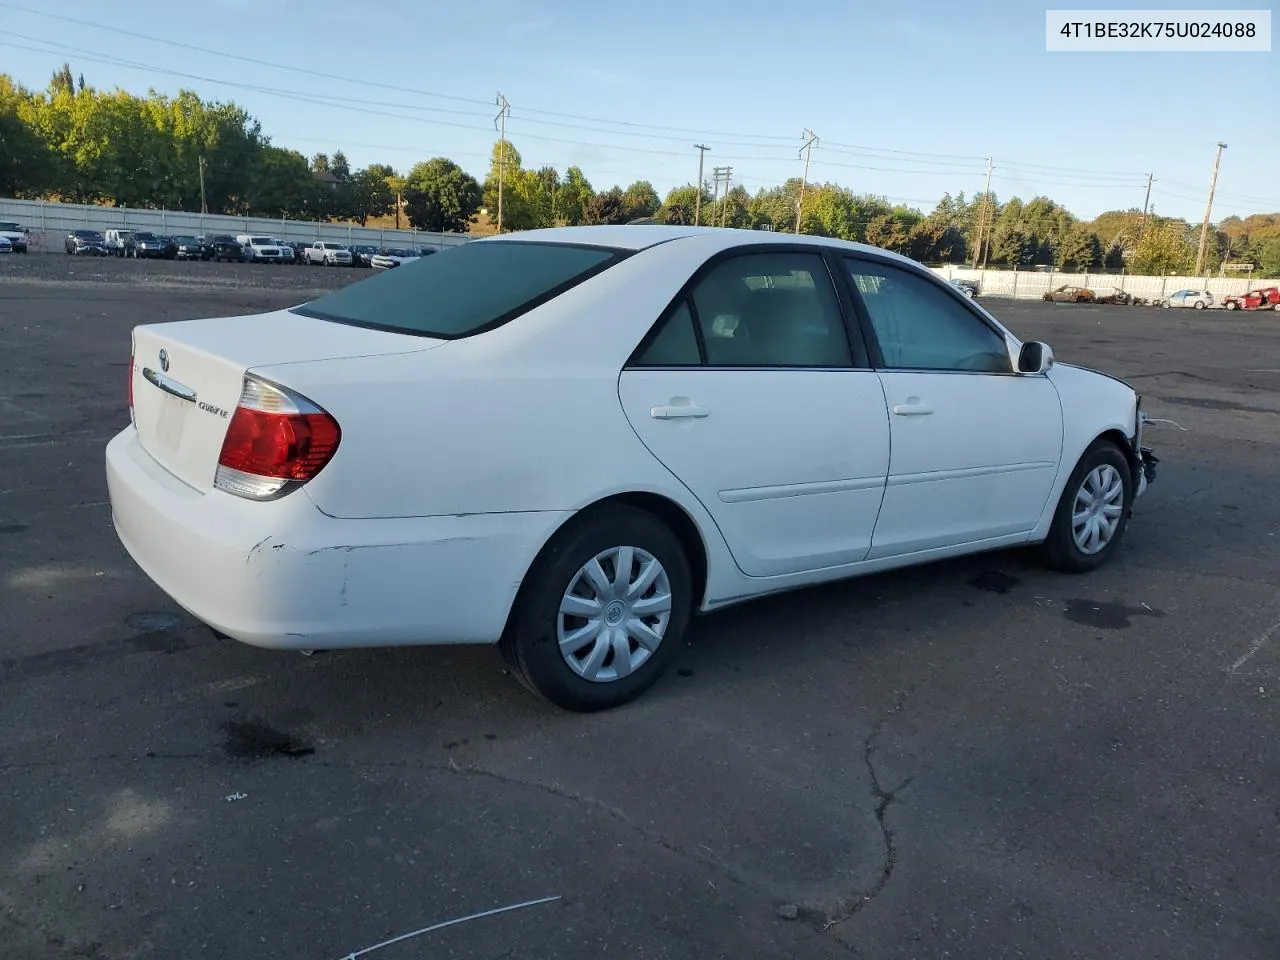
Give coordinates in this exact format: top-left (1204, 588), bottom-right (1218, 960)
top-left (1226, 301), bottom-right (1237, 310)
top-left (1194, 301), bottom-right (1206, 310)
top-left (1162, 301), bottom-right (1171, 308)
top-left (1039, 440), bottom-right (1134, 573)
top-left (500, 505), bottom-right (693, 712)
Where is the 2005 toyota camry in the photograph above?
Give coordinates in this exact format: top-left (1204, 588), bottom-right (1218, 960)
top-left (106, 225), bottom-right (1159, 711)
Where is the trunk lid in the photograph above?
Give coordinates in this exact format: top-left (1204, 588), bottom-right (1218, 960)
top-left (130, 308), bottom-right (442, 491)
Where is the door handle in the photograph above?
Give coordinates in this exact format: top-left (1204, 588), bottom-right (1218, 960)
top-left (892, 401), bottom-right (933, 416)
top-left (651, 403), bottom-right (709, 420)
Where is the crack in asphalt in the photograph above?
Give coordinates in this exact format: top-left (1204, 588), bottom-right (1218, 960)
top-left (820, 689), bottom-right (913, 932)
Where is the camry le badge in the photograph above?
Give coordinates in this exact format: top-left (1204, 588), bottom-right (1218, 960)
top-left (159, 348), bottom-right (169, 372)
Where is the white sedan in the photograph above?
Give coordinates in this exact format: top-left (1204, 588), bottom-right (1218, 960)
top-left (106, 226), bottom-right (1159, 711)
top-left (369, 248), bottom-right (418, 270)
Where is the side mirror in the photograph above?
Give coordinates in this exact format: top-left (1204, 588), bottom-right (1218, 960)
top-left (1018, 341), bottom-right (1054, 374)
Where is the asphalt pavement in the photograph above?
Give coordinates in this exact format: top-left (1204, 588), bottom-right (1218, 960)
top-left (2, 256), bottom-right (1278, 960)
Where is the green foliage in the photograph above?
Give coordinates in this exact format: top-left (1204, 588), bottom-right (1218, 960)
top-left (1055, 225), bottom-right (1103, 271)
top-left (1132, 218), bottom-right (1196, 274)
top-left (403, 157), bottom-right (482, 233)
top-left (558, 166), bottom-right (594, 226)
top-left (658, 185), bottom-right (704, 225)
top-left (583, 186), bottom-right (628, 225)
top-left (621, 180), bottom-right (660, 220)
top-left (2, 71), bottom-right (1276, 265)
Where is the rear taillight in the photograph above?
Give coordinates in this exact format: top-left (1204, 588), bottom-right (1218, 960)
top-left (128, 352), bottom-right (134, 420)
top-left (214, 376), bottom-right (341, 501)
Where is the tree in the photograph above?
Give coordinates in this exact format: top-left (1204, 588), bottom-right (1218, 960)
top-left (329, 150), bottom-right (351, 181)
top-left (1256, 237), bottom-right (1280, 277)
top-left (558, 166), bottom-right (593, 226)
top-left (1132, 218), bottom-right (1196, 274)
top-left (245, 145), bottom-right (314, 217)
top-left (1056, 225), bottom-right (1103, 271)
top-left (621, 180), bottom-right (660, 220)
top-left (402, 157), bottom-right (482, 233)
top-left (992, 224), bottom-right (1035, 267)
top-left (49, 63), bottom-right (75, 96)
top-left (0, 77), bottom-right (52, 197)
top-left (310, 153), bottom-right (330, 173)
top-left (658, 185), bottom-right (703, 225)
top-left (345, 164), bottom-right (396, 225)
top-left (583, 186), bottom-right (628, 225)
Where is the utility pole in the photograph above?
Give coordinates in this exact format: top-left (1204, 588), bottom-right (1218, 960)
top-left (494, 92), bottom-right (511, 234)
top-left (1194, 142), bottom-right (1227, 277)
top-left (198, 156), bottom-right (207, 215)
top-left (795, 129), bottom-right (818, 234)
top-left (711, 166), bottom-right (729, 227)
top-left (1135, 172), bottom-right (1154, 245)
top-left (719, 167), bottom-right (733, 227)
top-left (693, 144), bottom-right (709, 226)
top-left (972, 156), bottom-right (993, 267)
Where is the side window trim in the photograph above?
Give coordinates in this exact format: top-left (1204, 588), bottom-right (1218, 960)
top-left (625, 244), bottom-right (872, 371)
top-left (838, 253), bottom-right (1015, 375)
top-left (628, 296), bottom-right (706, 368)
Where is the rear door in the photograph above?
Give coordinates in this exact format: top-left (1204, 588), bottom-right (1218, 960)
top-left (839, 255), bottom-right (1064, 558)
top-left (618, 249), bottom-right (890, 578)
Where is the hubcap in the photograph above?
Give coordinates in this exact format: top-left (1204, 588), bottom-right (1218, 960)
top-left (557, 546), bottom-right (672, 683)
top-left (1072, 464), bottom-right (1125, 555)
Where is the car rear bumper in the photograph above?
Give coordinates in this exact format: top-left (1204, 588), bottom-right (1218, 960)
top-left (105, 427), bottom-right (567, 649)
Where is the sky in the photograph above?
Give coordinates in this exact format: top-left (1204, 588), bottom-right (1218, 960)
top-left (1, 0), bottom-right (1277, 222)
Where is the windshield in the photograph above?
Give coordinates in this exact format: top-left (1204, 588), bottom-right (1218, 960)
top-left (293, 240), bottom-right (623, 338)
top-left (0, 222), bottom-right (20, 231)
top-left (249, 237), bottom-right (273, 245)
top-left (174, 236), bottom-right (197, 244)
top-left (76, 231), bottom-right (103, 239)
top-left (321, 243), bottom-right (344, 250)
top-left (136, 233), bottom-right (158, 240)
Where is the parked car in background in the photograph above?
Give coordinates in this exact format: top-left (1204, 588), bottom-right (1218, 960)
top-left (0, 221), bottom-right (28, 253)
top-left (65, 229), bottom-right (109, 255)
top-left (950, 278), bottom-right (978, 298)
top-left (171, 236), bottom-right (206, 261)
top-left (1161, 289), bottom-right (1214, 310)
top-left (271, 240), bottom-right (296, 264)
top-left (349, 243), bottom-right (379, 267)
top-left (206, 235), bottom-right (243, 262)
top-left (1222, 286), bottom-right (1280, 311)
top-left (304, 241), bottom-right (353, 266)
top-left (238, 236), bottom-right (286, 263)
top-left (289, 242), bottom-right (310, 262)
top-left (108, 225), bottom-right (1159, 711)
top-left (1043, 284), bottom-right (1095, 303)
top-left (369, 247), bottom-right (418, 269)
top-left (1095, 288), bottom-right (1132, 305)
top-left (105, 228), bottom-right (135, 257)
top-left (130, 232), bottom-right (175, 259)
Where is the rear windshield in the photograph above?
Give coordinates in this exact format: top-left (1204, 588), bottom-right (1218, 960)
top-left (292, 240), bottom-right (624, 339)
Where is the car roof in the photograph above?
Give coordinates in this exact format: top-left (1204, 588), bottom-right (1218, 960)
top-left (477, 224), bottom-right (924, 266)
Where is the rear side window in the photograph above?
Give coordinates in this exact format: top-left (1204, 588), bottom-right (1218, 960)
top-left (293, 241), bottom-right (623, 338)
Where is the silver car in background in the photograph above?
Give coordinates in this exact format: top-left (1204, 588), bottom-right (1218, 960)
top-left (1161, 289), bottom-right (1214, 310)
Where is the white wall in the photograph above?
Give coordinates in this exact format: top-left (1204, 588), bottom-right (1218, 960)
top-left (929, 264), bottom-right (1279, 301)
top-left (0, 196), bottom-right (473, 253)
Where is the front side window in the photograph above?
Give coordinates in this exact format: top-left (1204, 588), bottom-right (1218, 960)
top-left (687, 252), bottom-right (852, 367)
top-left (293, 240), bottom-right (623, 338)
top-left (844, 258), bottom-right (1011, 373)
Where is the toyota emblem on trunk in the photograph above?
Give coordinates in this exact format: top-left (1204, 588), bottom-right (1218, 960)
top-left (159, 349), bottom-right (169, 372)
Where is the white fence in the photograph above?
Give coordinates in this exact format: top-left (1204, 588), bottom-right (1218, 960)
top-left (0, 196), bottom-right (473, 253)
top-left (929, 265), bottom-right (1280, 302)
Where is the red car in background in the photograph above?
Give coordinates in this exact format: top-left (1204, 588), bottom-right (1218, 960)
top-left (1222, 286), bottom-right (1280, 311)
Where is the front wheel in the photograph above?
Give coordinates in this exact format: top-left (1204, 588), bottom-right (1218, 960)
top-left (500, 506), bottom-right (693, 712)
top-left (1039, 441), bottom-right (1134, 573)
top-left (1226, 301), bottom-right (1238, 310)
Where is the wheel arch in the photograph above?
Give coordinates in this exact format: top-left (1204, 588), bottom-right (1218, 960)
top-left (500, 490), bottom-right (712, 641)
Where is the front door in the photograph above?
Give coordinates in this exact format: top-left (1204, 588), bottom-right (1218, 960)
top-left (840, 256), bottom-right (1064, 559)
top-left (618, 250), bottom-right (891, 578)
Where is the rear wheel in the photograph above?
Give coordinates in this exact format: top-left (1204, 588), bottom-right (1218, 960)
top-left (501, 506), bottom-right (692, 712)
top-left (1194, 301), bottom-right (1206, 310)
top-left (1040, 440), bottom-right (1134, 573)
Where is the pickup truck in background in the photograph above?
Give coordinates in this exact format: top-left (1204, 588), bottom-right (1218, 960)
top-left (303, 241), bottom-right (354, 266)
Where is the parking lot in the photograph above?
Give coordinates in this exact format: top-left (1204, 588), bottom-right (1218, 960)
top-left (2, 255), bottom-right (1279, 960)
